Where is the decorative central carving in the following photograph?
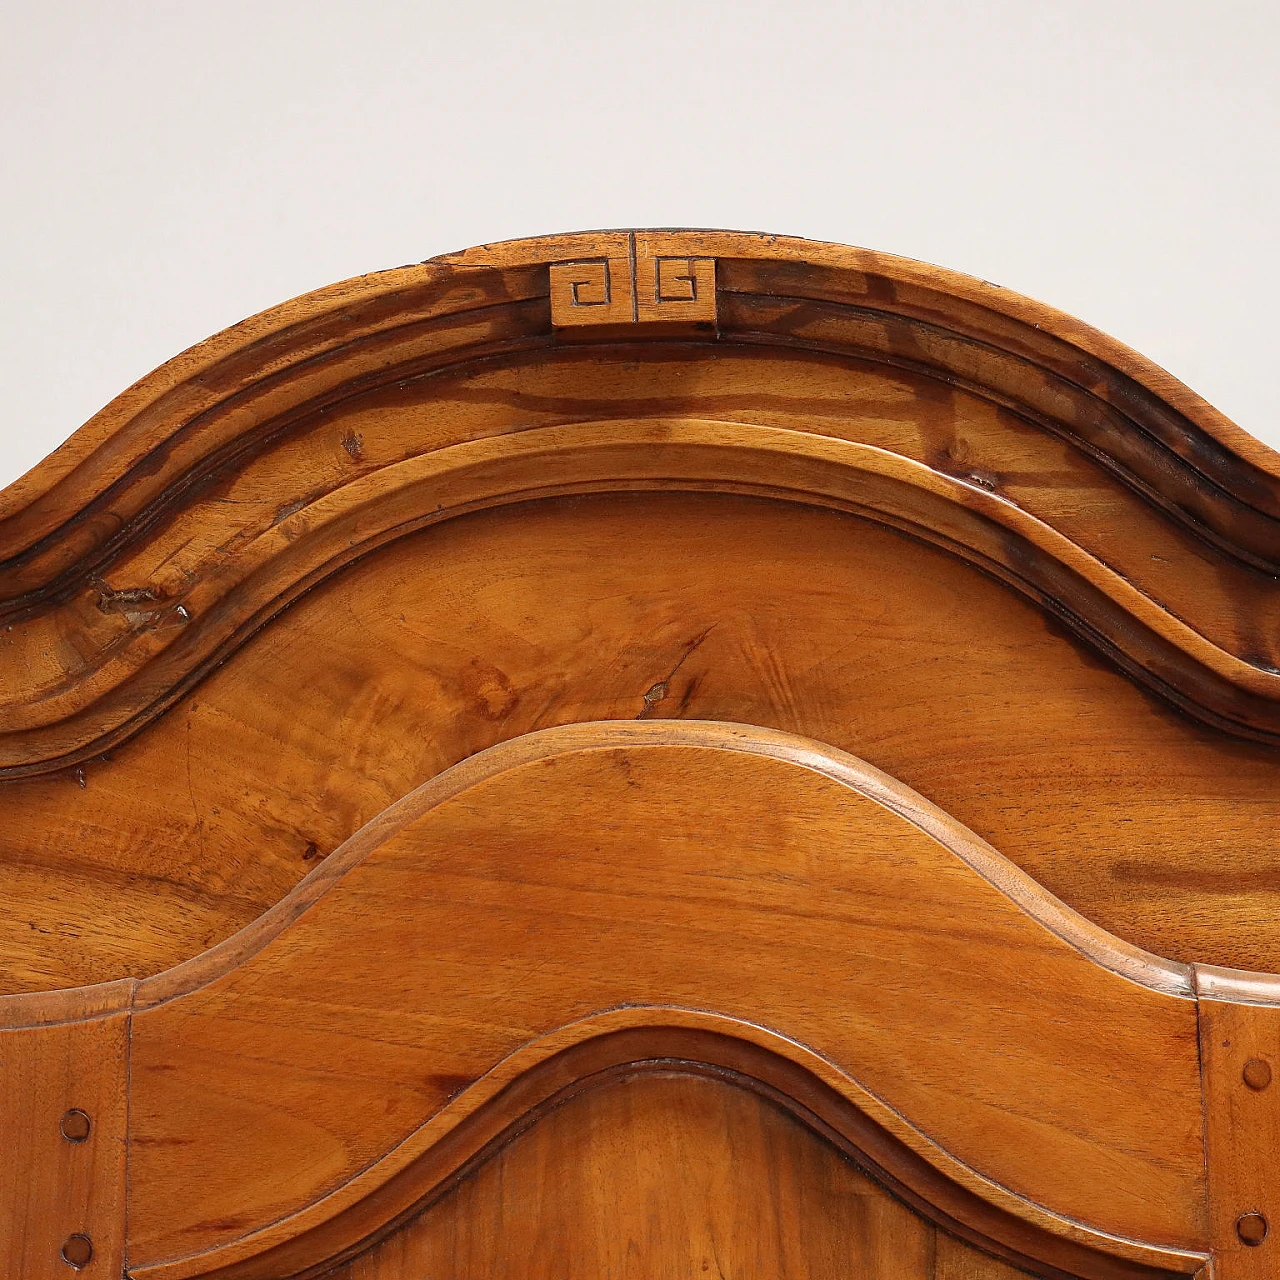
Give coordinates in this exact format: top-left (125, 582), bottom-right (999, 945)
top-left (549, 258), bottom-right (633, 326)
top-left (550, 233), bottom-right (716, 328)
top-left (638, 254), bottom-right (716, 323)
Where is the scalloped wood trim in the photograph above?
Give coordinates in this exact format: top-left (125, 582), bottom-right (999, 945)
top-left (123, 719), bottom-right (1193, 1008)
top-left (4, 419), bottom-right (1280, 775)
top-left (0, 721), bottom-right (1233, 1276)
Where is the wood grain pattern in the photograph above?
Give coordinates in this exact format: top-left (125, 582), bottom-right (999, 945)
top-left (130, 1018), bottom-right (1184, 1280)
top-left (4, 230), bottom-right (1280, 766)
top-left (2, 228), bottom-right (1280, 1001)
top-left (325, 1070), bottom-right (991, 1280)
top-left (1195, 967), bottom-right (1280, 1280)
top-left (6, 413), bottom-right (1276, 761)
top-left (5, 491), bottom-right (1280, 993)
top-left (0, 1003), bottom-right (130, 1279)
top-left (934, 1233), bottom-right (1032, 1280)
top-left (2, 371), bottom-right (1279, 772)
top-left (121, 722), bottom-right (1207, 1277)
top-left (2, 229), bottom-right (1279, 1280)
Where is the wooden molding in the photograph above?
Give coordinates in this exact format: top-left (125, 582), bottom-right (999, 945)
top-left (125, 1017), bottom-right (1208, 1280)
top-left (6, 231), bottom-right (1280, 1279)
top-left (125, 720), bottom-right (1193, 1010)
top-left (0, 720), bottom-right (1193, 1276)
top-left (17, 717), bottom-right (1280, 1277)
top-left (6, 416), bottom-right (1280, 772)
top-left (3, 230), bottom-right (1280, 777)
top-left (0, 720), bottom-right (1218, 1279)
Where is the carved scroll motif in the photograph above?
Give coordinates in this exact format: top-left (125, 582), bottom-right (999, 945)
top-left (550, 236), bottom-right (716, 328)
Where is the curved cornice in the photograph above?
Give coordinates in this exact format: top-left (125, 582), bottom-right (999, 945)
top-left (1, 418), bottom-right (1279, 773)
top-left (2, 229), bottom-right (1279, 774)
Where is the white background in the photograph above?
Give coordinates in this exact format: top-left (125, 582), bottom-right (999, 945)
top-left (1, 0), bottom-right (1277, 487)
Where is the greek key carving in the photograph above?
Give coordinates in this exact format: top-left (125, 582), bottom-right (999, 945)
top-left (550, 235), bottom-right (716, 328)
top-left (548, 257), bottom-right (633, 326)
top-left (635, 255), bottom-right (716, 323)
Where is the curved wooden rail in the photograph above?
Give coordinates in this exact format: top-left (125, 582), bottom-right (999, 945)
top-left (4, 230), bottom-right (1277, 576)
top-left (3, 230), bottom-right (1280, 779)
top-left (26, 719), bottom-right (1280, 1278)
top-left (128, 717), bottom-right (1193, 1008)
top-left (5, 418), bottom-right (1280, 777)
top-left (127, 1015), bottom-right (1206, 1280)
top-left (97, 720), bottom-right (1206, 1277)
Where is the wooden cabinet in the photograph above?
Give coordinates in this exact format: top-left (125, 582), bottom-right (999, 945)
top-left (3, 230), bottom-right (1280, 1278)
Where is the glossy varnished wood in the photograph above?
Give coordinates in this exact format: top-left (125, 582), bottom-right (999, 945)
top-left (4, 492), bottom-right (1280, 993)
top-left (2, 229), bottom-right (1278, 1280)
top-left (326, 1070), bottom-right (1019, 1280)
top-left (0, 987), bottom-right (131, 1279)
top-left (119, 723), bottom-right (1205, 1278)
top-left (1194, 967), bottom-right (1280, 1280)
top-left (2, 230), bottom-right (1280, 996)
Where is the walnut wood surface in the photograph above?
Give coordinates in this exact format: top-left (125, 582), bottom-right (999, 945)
top-left (1195, 969), bottom-right (1280, 1280)
top-left (4, 491), bottom-right (1280, 992)
top-left (325, 1070), bottom-right (1025, 1280)
top-left (120, 723), bottom-right (1205, 1278)
top-left (0, 1007), bottom-right (130, 1279)
top-left (2, 229), bottom-right (1279, 1279)
top-left (2, 229), bottom-right (1280, 996)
